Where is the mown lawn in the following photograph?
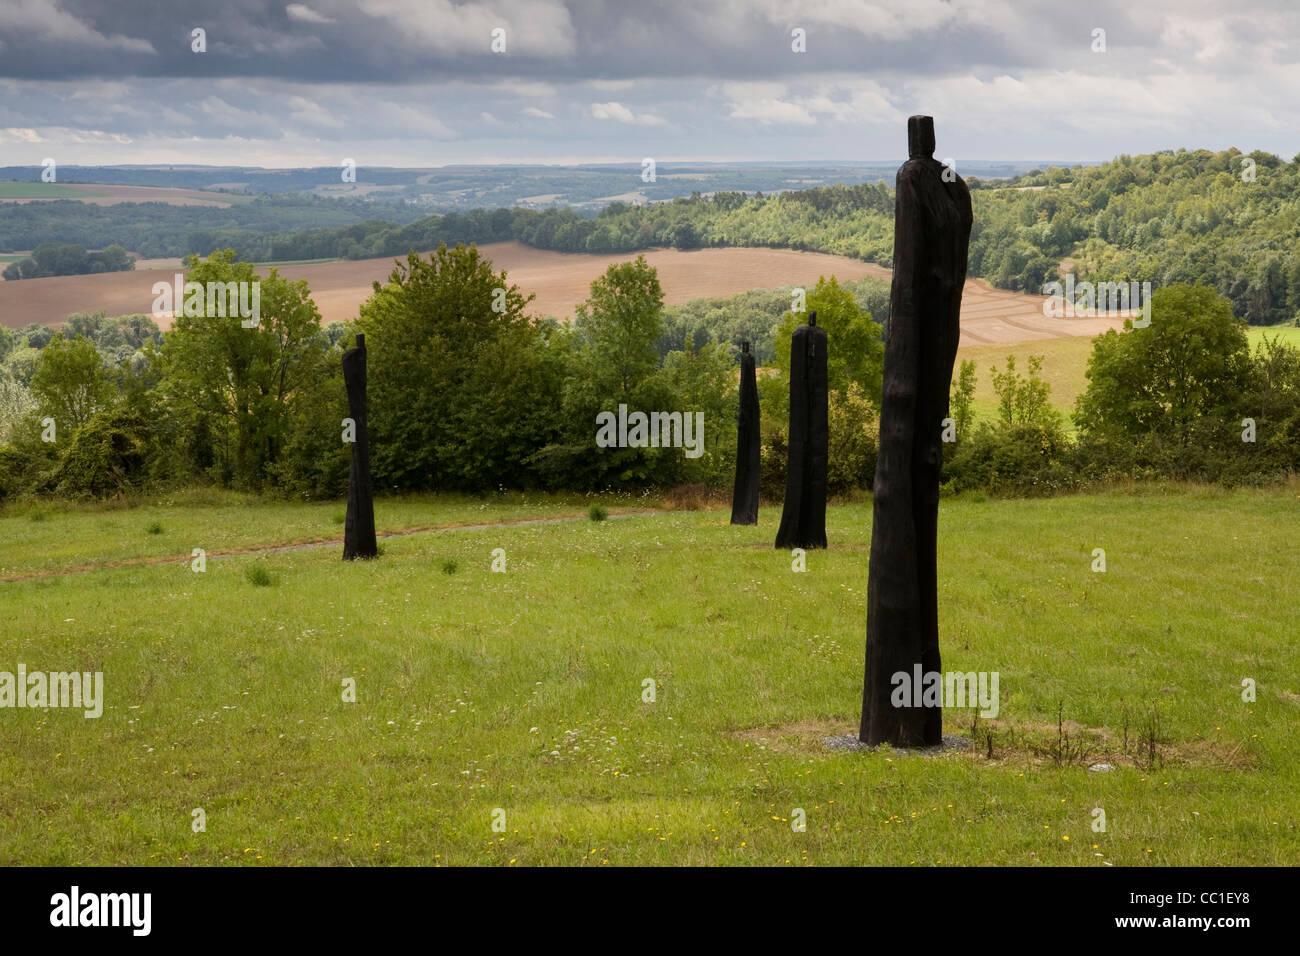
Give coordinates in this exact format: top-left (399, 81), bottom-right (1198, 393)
top-left (1, 485), bottom-right (1297, 865)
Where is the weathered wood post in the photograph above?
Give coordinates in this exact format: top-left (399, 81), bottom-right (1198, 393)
top-left (860, 116), bottom-right (972, 746)
top-left (730, 341), bottom-right (760, 525)
top-left (342, 333), bottom-right (378, 560)
top-left (774, 311), bottom-right (828, 550)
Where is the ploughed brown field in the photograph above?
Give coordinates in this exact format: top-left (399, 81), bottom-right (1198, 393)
top-left (0, 241), bottom-right (1125, 344)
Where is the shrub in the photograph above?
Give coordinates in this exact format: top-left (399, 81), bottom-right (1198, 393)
top-left (758, 422), bottom-right (789, 502)
top-left (51, 407), bottom-right (151, 498)
top-left (759, 385), bottom-right (879, 501)
top-left (943, 421), bottom-right (1076, 496)
top-left (359, 244), bottom-right (565, 491)
top-left (245, 563), bottom-right (274, 586)
top-left (0, 442), bottom-right (51, 501)
top-left (29, 333), bottom-right (114, 434)
top-left (1074, 284), bottom-right (1252, 443)
top-left (827, 383), bottom-right (879, 495)
top-left (268, 354), bottom-right (350, 499)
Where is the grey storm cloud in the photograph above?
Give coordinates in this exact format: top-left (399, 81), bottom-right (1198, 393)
top-left (1, 0), bottom-right (1298, 165)
top-left (0, 0), bottom-right (1174, 83)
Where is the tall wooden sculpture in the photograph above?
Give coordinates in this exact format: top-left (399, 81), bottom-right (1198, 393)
top-left (342, 333), bottom-right (378, 561)
top-left (860, 116), bottom-right (972, 746)
top-left (774, 311), bottom-right (828, 550)
top-left (730, 341), bottom-right (760, 526)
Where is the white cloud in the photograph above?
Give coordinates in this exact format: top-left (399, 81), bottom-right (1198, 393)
top-left (198, 96), bottom-right (267, 127)
top-left (286, 3), bottom-right (335, 24)
top-left (4, 127), bottom-right (45, 142)
top-left (715, 83), bottom-right (816, 126)
top-left (486, 80), bottom-right (557, 98)
top-left (679, 0), bottom-right (1017, 45)
top-left (714, 80), bottom-right (901, 127)
top-left (287, 95), bottom-right (346, 129)
top-left (356, 0), bottom-right (576, 56)
top-left (590, 101), bottom-right (667, 126)
top-left (1160, 16), bottom-right (1239, 64)
top-left (522, 106), bottom-right (555, 119)
top-left (366, 100), bottom-right (456, 138)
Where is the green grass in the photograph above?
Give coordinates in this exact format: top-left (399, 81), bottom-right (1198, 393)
top-left (1247, 326), bottom-right (1300, 348)
top-left (959, 324), bottom-right (1300, 432)
top-left (1, 485), bottom-right (1297, 866)
top-left (0, 487), bottom-right (652, 578)
top-left (244, 562), bottom-right (275, 587)
top-left (255, 257), bottom-right (342, 268)
top-left (0, 181), bottom-right (104, 200)
top-left (959, 337), bottom-right (1095, 421)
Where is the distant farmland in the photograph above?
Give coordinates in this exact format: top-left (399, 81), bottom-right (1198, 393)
top-left (0, 241), bottom-right (1122, 346)
top-left (0, 181), bottom-right (239, 207)
top-left (0, 243), bottom-right (891, 328)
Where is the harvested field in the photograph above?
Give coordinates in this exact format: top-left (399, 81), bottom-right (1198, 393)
top-left (0, 243), bottom-right (890, 329)
top-left (0, 241), bottom-right (1123, 346)
top-left (278, 243), bottom-right (897, 326)
top-left (956, 278), bottom-right (1126, 345)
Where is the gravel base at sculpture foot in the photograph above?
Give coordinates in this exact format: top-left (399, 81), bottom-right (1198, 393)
top-left (824, 733), bottom-right (973, 755)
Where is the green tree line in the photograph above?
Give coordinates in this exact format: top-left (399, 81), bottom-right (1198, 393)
top-left (2, 244), bottom-right (1298, 504)
top-left (0, 194), bottom-right (427, 260)
top-left (0, 247), bottom-right (883, 500)
top-left (9, 148), bottom-right (1299, 328)
top-left (943, 285), bottom-right (1300, 493)
top-left (3, 242), bottom-right (134, 280)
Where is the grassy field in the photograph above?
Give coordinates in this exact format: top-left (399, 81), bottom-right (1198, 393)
top-left (0, 182), bottom-right (103, 200)
top-left (1, 485), bottom-right (1297, 866)
top-left (1247, 326), bottom-right (1300, 348)
top-left (0, 488), bottom-right (652, 579)
top-left (256, 257), bottom-right (342, 268)
top-left (959, 324), bottom-right (1300, 428)
top-left (0, 181), bottom-right (245, 207)
top-left (959, 336), bottom-right (1095, 428)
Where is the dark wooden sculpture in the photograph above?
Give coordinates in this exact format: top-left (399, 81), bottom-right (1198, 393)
top-left (730, 341), bottom-right (760, 525)
top-left (342, 333), bottom-right (378, 561)
top-left (774, 311), bottom-right (828, 550)
top-left (860, 116), bottom-right (972, 746)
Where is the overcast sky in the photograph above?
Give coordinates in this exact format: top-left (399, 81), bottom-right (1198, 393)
top-left (0, 0), bottom-right (1297, 168)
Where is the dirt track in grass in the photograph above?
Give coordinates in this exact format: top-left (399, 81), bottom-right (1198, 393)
top-left (0, 509), bottom-right (662, 582)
